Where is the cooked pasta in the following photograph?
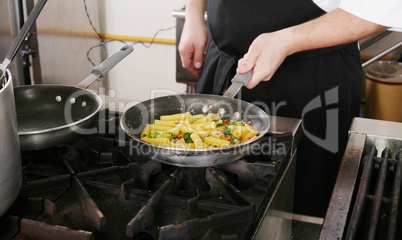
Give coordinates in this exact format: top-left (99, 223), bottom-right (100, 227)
top-left (140, 112), bottom-right (259, 149)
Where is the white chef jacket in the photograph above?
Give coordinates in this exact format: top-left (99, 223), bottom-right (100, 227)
top-left (313, 0), bottom-right (402, 31)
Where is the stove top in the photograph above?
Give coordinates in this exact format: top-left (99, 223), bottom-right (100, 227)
top-left (0, 109), bottom-right (301, 240)
top-left (320, 118), bottom-right (402, 240)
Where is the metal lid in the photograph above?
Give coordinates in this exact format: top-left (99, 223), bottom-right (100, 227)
top-left (365, 61), bottom-right (402, 84)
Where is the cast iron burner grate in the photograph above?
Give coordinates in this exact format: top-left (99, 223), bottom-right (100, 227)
top-left (345, 146), bottom-right (402, 240)
top-left (0, 109), bottom-right (293, 240)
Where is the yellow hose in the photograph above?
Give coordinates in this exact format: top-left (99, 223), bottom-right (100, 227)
top-left (37, 29), bottom-right (176, 45)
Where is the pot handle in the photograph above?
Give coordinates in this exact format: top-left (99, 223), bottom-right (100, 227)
top-left (77, 45), bottom-right (133, 89)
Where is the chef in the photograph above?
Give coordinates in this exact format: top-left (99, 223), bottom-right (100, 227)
top-left (179, 0), bottom-right (402, 217)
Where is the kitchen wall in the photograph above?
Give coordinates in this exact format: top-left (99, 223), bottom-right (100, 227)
top-left (0, 0), bottom-right (15, 77)
top-left (34, 0), bottom-right (102, 90)
top-left (0, 0), bottom-right (24, 85)
top-left (97, 0), bottom-right (186, 102)
top-left (33, 1), bottom-right (401, 105)
top-left (34, 0), bottom-right (186, 103)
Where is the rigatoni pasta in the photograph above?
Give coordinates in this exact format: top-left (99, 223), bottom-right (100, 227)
top-left (140, 112), bottom-right (259, 149)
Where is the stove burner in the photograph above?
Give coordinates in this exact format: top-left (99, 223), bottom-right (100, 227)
top-left (0, 109), bottom-right (296, 240)
top-left (345, 146), bottom-right (402, 240)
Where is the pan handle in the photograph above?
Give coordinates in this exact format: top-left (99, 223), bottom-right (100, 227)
top-left (92, 45), bottom-right (133, 78)
top-left (77, 45), bottom-right (133, 89)
top-left (232, 69), bottom-right (253, 85)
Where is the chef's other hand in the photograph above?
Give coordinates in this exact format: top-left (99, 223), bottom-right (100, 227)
top-left (178, 20), bottom-right (207, 78)
top-left (237, 31), bottom-right (292, 89)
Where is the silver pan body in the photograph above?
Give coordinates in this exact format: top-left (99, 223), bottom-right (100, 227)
top-left (120, 94), bottom-right (270, 167)
top-left (15, 85), bottom-right (102, 151)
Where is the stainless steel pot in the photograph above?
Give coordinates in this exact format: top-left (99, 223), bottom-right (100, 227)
top-left (0, 0), bottom-right (47, 217)
top-left (0, 70), bottom-right (21, 216)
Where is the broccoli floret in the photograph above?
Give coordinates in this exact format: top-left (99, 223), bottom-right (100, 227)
top-left (223, 127), bottom-right (233, 136)
top-left (215, 120), bottom-right (224, 127)
top-left (182, 132), bottom-right (193, 143)
top-left (230, 137), bottom-right (239, 145)
top-left (228, 121), bottom-right (244, 126)
top-left (153, 130), bottom-right (172, 139)
top-left (154, 130), bottom-right (163, 135)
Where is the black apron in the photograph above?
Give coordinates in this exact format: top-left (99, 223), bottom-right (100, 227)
top-left (197, 0), bottom-right (363, 217)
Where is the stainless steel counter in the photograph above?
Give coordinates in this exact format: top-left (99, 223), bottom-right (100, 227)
top-left (251, 147), bottom-right (325, 240)
top-left (254, 210), bottom-right (324, 240)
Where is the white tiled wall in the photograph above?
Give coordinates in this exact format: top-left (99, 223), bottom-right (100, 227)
top-left (35, 0), bottom-right (103, 90)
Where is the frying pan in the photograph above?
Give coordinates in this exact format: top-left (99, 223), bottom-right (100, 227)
top-left (15, 45), bottom-right (133, 151)
top-left (120, 93), bottom-right (270, 167)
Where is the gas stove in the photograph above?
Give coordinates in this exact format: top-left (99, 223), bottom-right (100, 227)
top-left (320, 118), bottom-right (402, 240)
top-left (0, 108), bottom-right (301, 240)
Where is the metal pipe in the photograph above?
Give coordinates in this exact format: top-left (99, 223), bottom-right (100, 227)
top-left (387, 150), bottom-right (402, 240)
top-left (360, 31), bottom-right (392, 51)
top-left (172, 9), bottom-right (207, 20)
top-left (345, 146), bottom-right (377, 240)
top-left (362, 40), bottom-right (402, 68)
top-left (367, 148), bottom-right (390, 240)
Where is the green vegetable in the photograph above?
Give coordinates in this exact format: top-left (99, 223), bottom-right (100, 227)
top-left (182, 132), bottom-right (193, 143)
top-left (215, 120), bottom-right (224, 127)
top-left (223, 127), bottom-right (233, 136)
top-left (155, 130), bottom-right (163, 135)
top-left (228, 121), bottom-right (244, 126)
top-left (153, 130), bottom-right (172, 139)
top-left (148, 133), bottom-right (156, 138)
top-left (230, 137), bottom-right (239, 145)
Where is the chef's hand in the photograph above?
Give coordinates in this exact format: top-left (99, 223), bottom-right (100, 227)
top-left (178, 20), bottom-right (208, 78)
top-left (237, 31), bottom-right (292, 89)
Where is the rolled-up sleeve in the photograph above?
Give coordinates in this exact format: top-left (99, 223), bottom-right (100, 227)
top-left (339, 0), bottom-right (402, 31)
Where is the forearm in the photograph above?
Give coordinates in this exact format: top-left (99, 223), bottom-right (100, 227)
top-left (283, 8), bottom-right (389, 56)
top-left (237, 8), bottom-right (389, 88)
top-left (185, 0), bottom-right (207, 24)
